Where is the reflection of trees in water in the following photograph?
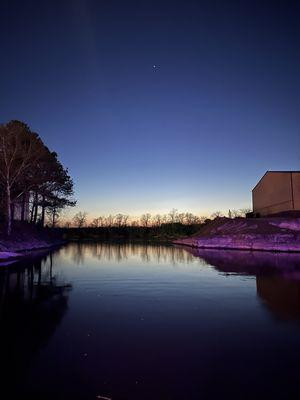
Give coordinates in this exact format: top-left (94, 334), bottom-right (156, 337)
top-left (182, 246), bottom-right (300, 321)
top-left (0, 252), bottom-right (71, 393)
top-left (69, 241), bottom-right (196, 265)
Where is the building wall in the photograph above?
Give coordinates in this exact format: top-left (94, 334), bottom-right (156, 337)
top-left (253, 172), bottom-right (300, 216)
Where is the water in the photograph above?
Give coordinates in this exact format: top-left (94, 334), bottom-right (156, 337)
top-left (1, 242), bottom-right (300, 399)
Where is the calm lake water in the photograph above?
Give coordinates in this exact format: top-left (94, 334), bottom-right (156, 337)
top-left (2, 242), bottom-right (300, 399)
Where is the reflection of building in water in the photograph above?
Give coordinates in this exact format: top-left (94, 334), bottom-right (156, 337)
top-left (256, 276), bottom-right (300, 320)
top-left (0, 252), bottom-right (71, 394)
top-left (181, 246), bottom-right (300, 321)
top-left (67, 242), bottom-right (196, 265)
top-left (183, 246), bottom-right (300, 276)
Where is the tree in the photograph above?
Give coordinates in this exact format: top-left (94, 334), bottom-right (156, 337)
top-left (230, 209), bottom-right (240, 218)
top-left (185, 213), bottom-right (195, 224)
top-left (230, 208), bottom-right (252, 218)
top-left (91, 217), bottom-right (103, 228)
top-left (153, 214), bottom-right (162, 227)
top-left (122, 215), bottom-right (129, 226)
top-left (210, 211), bottom-right (224, 219)
top-left (47, 196), bottom-right (76, 228)
top-left (140, 213), bottom-right (152, 227)
top-left (239, 208), bottom-right (252, 217)
top-left (168, 208), bottom-right (178, 224)
top-left (105, 215), bottom-right (114, 228)
top-left (0, 121), bottom-right (47, 235)
top-left (73, 212), bottom-right (87, 228)
top-left (177, 213), bottom-right (186, 224)
top-left (44, 164), bottom-right (76, 227)
top-left (115, 213), bottom-right (126, 228)
top-left (0, 120), bottom-right (76, 233)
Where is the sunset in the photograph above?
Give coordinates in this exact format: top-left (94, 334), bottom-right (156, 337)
top-left (1, 1), bottom-right (299, 218)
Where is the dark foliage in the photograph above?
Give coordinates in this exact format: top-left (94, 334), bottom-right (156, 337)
top-left (0, 120), bottom-right (76, 235)
top-left (60, 222), bottom-right (203, 242)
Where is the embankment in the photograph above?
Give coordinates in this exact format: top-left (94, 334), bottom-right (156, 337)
top-left (0, 223), bottom-right (64, 261)
top-left (173, 217), bottom-right (300, 252)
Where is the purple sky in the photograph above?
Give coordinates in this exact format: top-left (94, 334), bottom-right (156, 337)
top-left (1, 0), bottom-right (299, 218)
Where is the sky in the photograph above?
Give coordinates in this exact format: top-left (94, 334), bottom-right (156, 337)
top-left (1, 0), bottom-right (299, 219)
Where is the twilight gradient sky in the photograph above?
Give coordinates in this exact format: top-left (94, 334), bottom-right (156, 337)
top-left (1, 0), bottom-right (299, 218)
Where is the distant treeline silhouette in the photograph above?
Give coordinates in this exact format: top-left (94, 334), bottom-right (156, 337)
top-left (0, 120), bottom-right (76, 235)
top-left (68, 208), bottom-right (251, 228)
top-left (61, 208), bottom-right (251, 241)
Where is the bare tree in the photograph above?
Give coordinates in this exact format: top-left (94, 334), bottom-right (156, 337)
top-left (140, 213), bottom-right (152, 227)
top-left (153, 214), bottom-right (162, 227)
top-left (184, 212), bottom-right (202, 225)
top-left (168, 208), bottom-right (178, 224)
top-left (230, 208), bottom-right (251, 218)
top-left (91, 217), bottom-right (101, 228)
top-left (178, 213), bottom-right (186, 224)
top-left (161, 214), bottom-right (168, 224)
top-left (239, 208), bottom-right (252, 217)
top-left (73, 211), bottom-right (87, 228)
top-left (105, 214), bottom-right (114, 228)
top-left (198, 216), bottom-right (207, 224)
top-left (130, 219), bottom-right (139, 227)
top-left (115, 213), bottom-right (125, 228)
top-left (210, 211), bottom-right (224, 219)
top-left (122, 215), bottom-right (129, 226)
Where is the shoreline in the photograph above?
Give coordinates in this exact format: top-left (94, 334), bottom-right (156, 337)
top-left (0, 240), bottom-right (66, 262)
top-left (0, 224), bottom-right (66, 263)
top-left (173, 237), bottom-right (300, 253)
top-left (173, 217), bottom-right (300, 253)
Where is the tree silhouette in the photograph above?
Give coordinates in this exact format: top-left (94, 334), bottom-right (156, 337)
top-left (0, 120), bottom-right (76, 234)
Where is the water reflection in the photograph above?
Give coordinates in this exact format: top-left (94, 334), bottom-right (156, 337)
top-left (182, 246), bottom-right (300, 321)
top-left (65, 242), bottom-right (300, 321)
top-left (66, 241), bottom-right (196, 265)
top-left (2, 243), bottom-right (300, 399)
top-left (0, 251), bottom-right (71, 394)
top-left (256, 276), bottom-right (300, 320)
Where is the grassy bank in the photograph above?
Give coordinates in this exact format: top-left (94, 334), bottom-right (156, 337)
top-left (174, 217), bottom-right (300, 252)
top-left (0, 222), bottom-right (65, 258)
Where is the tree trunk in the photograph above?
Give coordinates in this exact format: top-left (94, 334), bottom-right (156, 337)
top-left (21, 193), bottom-right (26, 222)
top-left (6, 182), bottom-right (12, 236)
top-left (33, 192), bottom-right (38, 224)
top-left (41, 195), bottom-right (45, 227)
top-left (30, 205), bottom-right (34, 223)
top-left (52, 208), bottom-right (56, 228)
top-left (11, 203), bottom-right (15, 222)
top-left (30, 192), bottom-right (35, 223)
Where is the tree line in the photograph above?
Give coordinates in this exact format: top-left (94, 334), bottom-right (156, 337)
top-left (0, 120), bottom-right (76, 235)
top-left (61, 208), bottom-right (250, 242)
top-left (69, 208), bottom-right (251, 229)
top-left (55, 208), bottom-right (249, 242)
